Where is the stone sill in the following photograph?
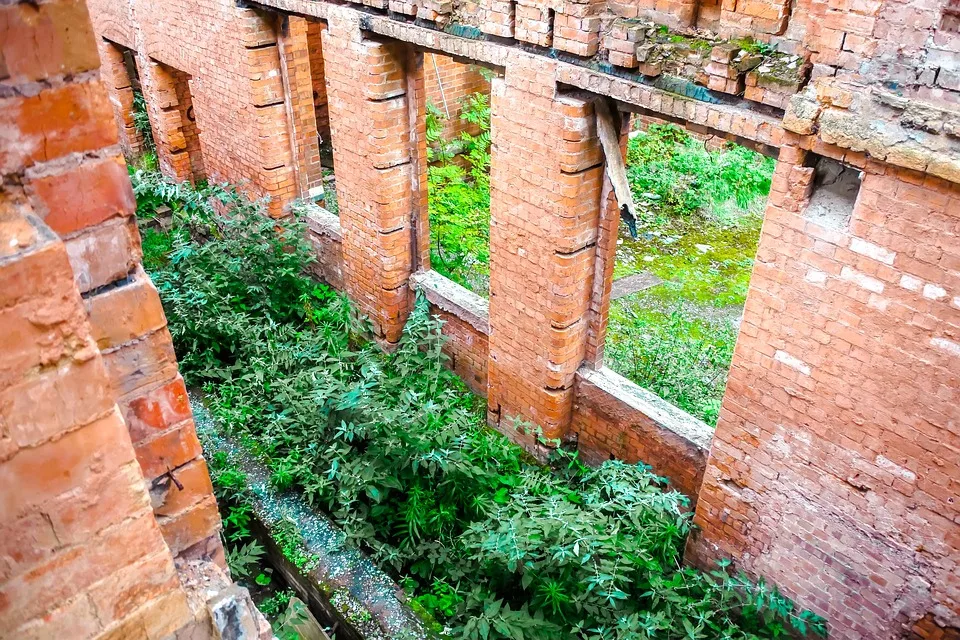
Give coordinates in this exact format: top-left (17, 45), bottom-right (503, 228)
top-left (576, 365), bottom-right (713, 452)
top-left (303, 203), bottom-right (341, 241)
top-left (410, 269), bottom-right (490, 335)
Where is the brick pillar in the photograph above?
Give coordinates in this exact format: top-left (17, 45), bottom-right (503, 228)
top-left (307, 22), bottom-right (331, 141)
top-left (321, 15), bottom-right (426, 344)
top-left (0, 0), bottom-right (227, 635)
top-left (276, 15), bottom-right (323, 198)
top-left (0, 210), bottom-right (196, 638)
top-left (139, 58), bottom-right (195, 182)
top-left (6, 0), bottom-right (224, 566)
top-left (98, 39), bottom-right (146, 158)
top-left (240, 7), bottom-right (299, 217)
top-left (688, 145), bottom-right (960, 638)
top-left (486, 58), bottom-right (605, 443)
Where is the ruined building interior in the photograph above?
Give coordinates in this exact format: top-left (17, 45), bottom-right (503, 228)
top-left (0, 0), bottom-right (958, 636)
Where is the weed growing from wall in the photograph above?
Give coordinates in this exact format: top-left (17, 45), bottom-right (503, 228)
top-left (133, 169), bottom-right (826, 640)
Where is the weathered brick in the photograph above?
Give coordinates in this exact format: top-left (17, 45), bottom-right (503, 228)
top-left (28, 155), bottom-right (135, 236)
top-left (85, 268), bottom-right (167, 350)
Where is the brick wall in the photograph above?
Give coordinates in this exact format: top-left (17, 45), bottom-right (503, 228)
top-left (487, 60), bottom-right (606, 443)
top-left (688, 143), bottom-right (960, 638)
top-left (85, 0), bottom-right (960, 636)
top-left (572, 368), bottom-right (710, 500)
top-left (0, 0), bottom-right (266, 636)
top-left (321, 13), bottom-right (427, 344)
top-left (88, 0), bottom-right (307, 216)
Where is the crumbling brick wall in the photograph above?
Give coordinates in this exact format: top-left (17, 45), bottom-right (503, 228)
top-left (86, 0), bottom-right (960, 636)
top-left (1, 0), bottom-right (268, 636)
top-left (688, 143), bottom-right (960, 638)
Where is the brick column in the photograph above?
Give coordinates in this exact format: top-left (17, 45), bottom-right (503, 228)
top-left (98, 40), bottom-right (146, 158)
top-left (307, 22), bottom-right (331, 141)
top-left (0, 0), bottom-right (231, 634)
top-left (688, 144), bottom-right (960, 638)
top-left (7, 0), bottom-right (225, 566)
top-left (486, 57), bottom-right (605, 443)
top-left (321, 14), bottom-right (425, 344)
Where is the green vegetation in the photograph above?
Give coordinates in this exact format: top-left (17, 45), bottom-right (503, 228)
top-left (426, 94), bottom-right (492, 295)
top-left (607, 124), bottom-right (774, 425)
top-left (133, 89), bottom-right (155, 154)
top-left (133, 166), bottom-right (824, 640)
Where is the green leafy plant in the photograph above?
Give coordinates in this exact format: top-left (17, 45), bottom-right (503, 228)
top-left (227, 540), bottom-right (266, 580)
top-left (427, 91), bottom-right (492, 295)
top-left (135, 169), bottom-right (825, 640)
top-left (132, 90), bottom-right (156, 153)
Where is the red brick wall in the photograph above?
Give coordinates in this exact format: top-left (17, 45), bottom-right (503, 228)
top-left (88, 0), bottom-right (304, 216)
top-left (321, 19), bottom-right (426, 344)
top-left (572, 368), bottom-right (710, 500)
top-left (434, 306), bottom-right (489, 395)
top-left (423, 53), bottom-right (491, 141)
top-left (487, 61), bottom-right (605, 443)
top-left (688, 143), bottom-right (960, 638)
top-left (307, 21), bottom-right (331, 141)
top-left (0, 0), bottom-right (235, 635)
top-left (98, 40), bottom-right (147, 158)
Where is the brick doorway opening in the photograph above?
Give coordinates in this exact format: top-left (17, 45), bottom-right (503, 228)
top-left (142, 59), bottom-right (206, 184)
top-left (420, 53), bottom-right (498, 298)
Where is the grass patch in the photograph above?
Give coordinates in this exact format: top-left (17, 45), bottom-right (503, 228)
top-left (604, 125), bottom-right (774, 425)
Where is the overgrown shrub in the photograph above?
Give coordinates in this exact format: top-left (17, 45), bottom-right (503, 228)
top-left (626, 124), bottom-right (774, 226)
top-left (427, 93), bottom-right (491, 295)
top-left (133, 169), bottom-right (825, 640)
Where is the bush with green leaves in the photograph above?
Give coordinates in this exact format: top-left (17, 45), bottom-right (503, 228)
top-left (427, 92), bottom-right (491, 295)
top-left (626, 124), bottom-right (774, 226)
top-left (134, 169), bottom-right (826, 640)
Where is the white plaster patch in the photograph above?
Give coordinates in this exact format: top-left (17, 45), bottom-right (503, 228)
top-left (840, 266), bottom-right (884, 294)
top-left (774, 350), bottom-right (811, 376)
top-left (805, 268), bottom-right (828, 285)
top-left (849, 237), bottom-right (896, 265)
top-left (953, 296), bottom-right (960, 309)
top-left (899, 274), bottom-right (923, 292)
top-left (922, 283), bottom-right (946, 300)
top-left (875, 455), bottom-right (917, 482)
top-left (931, 337), bottom-right (960, 357)
top-left (867, 294), bottom-right (889, 311)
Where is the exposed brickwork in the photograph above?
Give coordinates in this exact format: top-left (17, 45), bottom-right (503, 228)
top-left (0, 215), bottom-right (193, 638)
top-left (97, 40), bottom-right (147, 158)
top-left (85, 0), bottom-right (960, 636)
top-left (572, 368), bottom-right (709, 500)
top-left (87, 0), bottom-right (309, 216)
top-left (487, 61), bottom-right (605, 442)
top-left (307, 21), bottom-right (331, 141)
top-left (0, 0), bottom-right (262, 634)
top-left (321, 15), bottom-right (425, 343)
top-left (277, 15), bottom-right (323, 195)
top-left (688, 143), bottom-right (960, 638)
